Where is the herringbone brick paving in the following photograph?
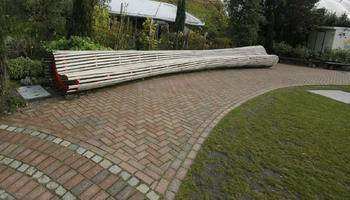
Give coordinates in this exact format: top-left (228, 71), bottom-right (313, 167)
top-left (0, 64), bottom-right (349, 199)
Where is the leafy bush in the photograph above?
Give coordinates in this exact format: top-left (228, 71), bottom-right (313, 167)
top-left (187, 31), bottom-right (208, 50)
top-left (291, 45), bottom-right (311, 59)
top-left (213, 37), bottom-right (231, 49)
top-left (92, 5), bottom-right (136, 50)
top-left (44, 36), bottom-right (112, 51)
top-left (159, 25), bottom-right (176, 50)
top-left (159, 25), bottom-right (208, 50)
top-left (321, 49), bottom-right (350, 63)
top-left (273, 42), bottom-right (312, 59)
top-left (8, 97), bottom-right (27, 113)
top-left (272, 42), bottom-right (293, 57)
top-left (139, 18), bottom-right (160, 50)
top-left (7, 57), bottom-right (43, 80)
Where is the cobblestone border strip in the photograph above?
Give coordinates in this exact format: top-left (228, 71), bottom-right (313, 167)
top-left (0, 124), bottom-right (160, 200)
top-left (0, 188), bottom-right (16, 200)
top-left (0, 137), bottom-right (154, 200)
top-left (0, 154), bottom-right (75, 200)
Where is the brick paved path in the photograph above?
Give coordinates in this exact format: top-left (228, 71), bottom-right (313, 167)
top-left (0, 64), bottom-right (349, 200)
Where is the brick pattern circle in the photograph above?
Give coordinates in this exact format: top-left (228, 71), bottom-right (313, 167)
top-left (1, 64), bottom-right (350, 199)
top-left (0, 125), bottom-right (158, 199)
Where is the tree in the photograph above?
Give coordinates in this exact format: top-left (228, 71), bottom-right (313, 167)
top-left (5, 0), bottom-right (70, 40)
top-left (227, 0), bottom-right (265, 46)
top-left (261, 0), bottom-right (284, 52)
top-left (322, 12), bottom-right (350, 27)
top-left (265, 12), bottom-right (275, 52)
top-left (174, 0), bottom-right (186, 33)
top-left (0, 1), bottom-right (9, 111)
top-left (26, 0), bottom-right (69, 39)
top-left (68, 0), bottom-right (96, 37)
top-left (68, 0), bottom-right (110, 37)
top-left (273, 0), bottom-right (323, 46)
top-left (259, 0), bottom-right (325, 47)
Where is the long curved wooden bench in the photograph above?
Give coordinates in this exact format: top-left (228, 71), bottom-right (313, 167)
top-left (48, 46), bottom-right (279, 93)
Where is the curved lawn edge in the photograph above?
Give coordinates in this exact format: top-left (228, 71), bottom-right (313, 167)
top-left (175, 85), bottom-right (350, 200)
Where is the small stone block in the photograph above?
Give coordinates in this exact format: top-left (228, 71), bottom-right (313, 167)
top-left (18, 164), bottom-right (30, 172)
top-left (62, 192), bottom-right (76, 200)
top-left (6, 126), bottom-right (16, 131)
top-left (46, 181), bottom-right (59, 190)
top-left (146, 191), bottom-right (160, 200)
top-left (128, 177), bottom-right (139, 186)
top-left (31, 131), bottom-right (40, 136)
top-left (8, 195), bottom-right (15, 200)
top-left (109, 165), bottom-right (122, 174)
top-left (26, 166), bottom-right (37, 176)
top-left (0, 124), bottom-right (8, 130)
top-left (99, 159), bottom-right (112, 169)
top-left (165, 191), bottom-right (175, 200)
top-left (33, 171), bottom-right (44, 179)
top-left (1, 158), bottom-right (14, 165)
top-left (92, 155), bottom-right (103, 163)
top-left (169, 179), bottom-right (181, 193)
top-left (55, 185), bottom-right (67, 196)
top-left (14, 127), bottom-right (24, 133)
top-left (60, 140), bottom-right (71, 147)
top-left (53, 138), bottom-right (63, 144)
top-left (83, 151), bottom-right (94, 159)
top-left (120, 171), bottom-right (131, 180)
top-left (38, 175), bottom-right (51, 184)
top-left (0, 193), bottom-right (8, 200)
top-left (76, 147), bottom-right (86, 155)
top-left (46, 135), bottom-right (56, 141)
top-left (38, 133), bottom-right (48, 139)
top-left (136, 184), bottom-right (149, 194)
top-left (9, 160), bottom-right (22, 169)
top-left (23, 129), bottom-right (33, 134)
top-left (68, 144), bottom-right (78, 151)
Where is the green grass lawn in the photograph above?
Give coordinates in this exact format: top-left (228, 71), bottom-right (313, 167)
top-left (176, 85), bottom-right (350, 200)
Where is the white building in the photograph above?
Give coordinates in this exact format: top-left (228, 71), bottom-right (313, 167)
top-left (108, 0), bottom-right (205, 26)
top-left (308, 26), bottom-right (350, 52)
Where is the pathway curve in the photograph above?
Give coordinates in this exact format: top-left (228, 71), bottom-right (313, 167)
top-left (1, 64), bottom-right (349, 200)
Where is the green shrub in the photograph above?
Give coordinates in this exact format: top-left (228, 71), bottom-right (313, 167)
top-left (291, 45), bottom-right (311, 59)
top-left (272, 42), bottom-right (293, 57)
top-left (187, 31), bottom-right (208, 50)
top-left (159, 27), bottom-right (175, 50)
top-left (44, 36), bottom-right (112, 51)
top-left (273, 42), bottom-right (311, 59)
top-left (159, 26), bottom-right (208, 50)
top-left (213, 37), bottom-right (231, 49)
top-left (7, 57), bottom-right (43, 80)
top-left (321, 49), bottom-right (350, 63)
top-left (139, 18), bottom-right (160, 50)
top-left (8, 97), bottom-right (27, 113)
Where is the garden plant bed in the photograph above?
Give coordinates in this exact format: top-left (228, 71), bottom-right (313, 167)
top-left (279, 56), bottom-right (316, 67)
top-left (279, 56), bottom-right (350, 71)
top-left (176, 85), bottom-right (350, 200)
